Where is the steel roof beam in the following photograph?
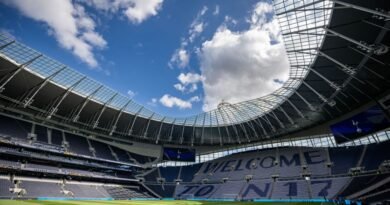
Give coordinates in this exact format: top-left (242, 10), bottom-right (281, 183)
top-left (227, 106), bottom-right (251, 143)
top-left (218, 107), bottom-right (234, 144)
top-left (329, 0), bottom-right (390, 19)
top-left (168, 119), bottom-right (176, 142)
top-left (71, 85), bottom-right (103, 122)
top-left (321, 21), bottom-right (390, 109)
top-left (290, 7), bottom-right (348, 12)
top-left (0, 54), bottom-right (42, 93)
top-left (214, 110), bottom-right (223, 146)
top-left (349, 46), bottom-right (386, 66)
top-left (190, 116), bottom-right (199, 146)
top-left (200, 114), bottom-right (207, 145)
top-left (316, 51), bottom-right (367, 86)
top-left (155, 117), bottom-right (166, 144)
top-left (282, 25), bottom-right (325, 36)
top-left (229, 105), bottom-right (261, 140)
top-left (290, 89), bottom-right (317, 111)
top-left (179, 118), bottom-right (188, 145)
top-left (127, 106), bottom-right (144, 136)
top-left (276, 0), bottom-right (325, 16)
top-left (260, 98), bottom-right (295, 125)
top-left (324, 28), bottom-right (370, 50)
top-left (110, 99), bottom-right (132, 136)
top-left (246, 101), bottom-right (276, 133)
top-left (253, 100), bottom-right (285, 129)
top-left (271, 94), bottom-right (306, 119)
top-left (92, 93), bottom-right (118, 129)
top-left (0, 40), bottom-right (15, 50)
top-left (362, 20), bottom-right (390, 32)
top-left (21, 66), bottom-right (66, 108)
top-left (237, 103), bottom-right (268, 138)
top-left (143, 113), bottom-right (155, 138)
top-left (45, 76), bottom-right (86, 119)
top-left (302, 81), bottom-right (333, 106)
top-left (290, 66), bottom-right (341, 91)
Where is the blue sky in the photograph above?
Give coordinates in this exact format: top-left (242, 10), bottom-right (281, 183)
top-left (0, 0), bottom-right (289, 117)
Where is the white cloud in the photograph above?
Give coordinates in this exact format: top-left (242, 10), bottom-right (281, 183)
top-left (3, 0), bottom-right (106, 68)
top-left (174, 72), bottom-right (204, 93)
top-left (189, 22), bottom-right (204, 42)
top-left (213, 5), bottom-right (220, 16)
top-left (124, 0), bottom-right (163, 24)
top-left (127, 89), bottom-right (136, 98)
top-left (200, 6), bottom-right (208, 16)
top-left (159, 94), bottom-right (200, 109)
top-left (84, 0), bottom-right (163, 24)
top-left (188, 6), bottom-right (208, 43)
top-left (250, 1), bottom-right (273, 26)
top-left (188, 83), bottom-right (198, 93)
top-left (168, 6), bottom-right (208, 69)
top-left (189, 96), bottom-right (201, 102)
top-left (82, 32), bottom-right (107, 48)
top-left (173, 83), bottom-right (186, 92)
top-left (178, 72), bottom-right (204, 85)
top-left (198, 2), bottom-right (289, 111)
top-left (147, 98), bottom-right (158, 107)
top-left (224, 16), bottom-right (238, 26)
top-left (168, 48), bottom-right (190, 69)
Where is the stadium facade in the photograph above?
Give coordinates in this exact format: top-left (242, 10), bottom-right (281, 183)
top-left (0, 0), bottom-right (389, 204)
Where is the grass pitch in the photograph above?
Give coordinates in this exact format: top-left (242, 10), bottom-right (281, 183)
top-left (0, 200), bottom-right (334, 205)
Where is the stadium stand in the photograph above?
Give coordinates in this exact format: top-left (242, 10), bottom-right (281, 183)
top-left (0, 0), bottom-right (389, 204)
top-left (145, 185), bottom-right (176, 198)
top-left (0, 115), bottom-right (30, 140)
top-left (143, 141), bottom-right (390, 200)
top-left (50, 129), bottom-right (64, 146)
top-left (180, 164), bottom-right (202, 182)
top-left (65, 133), bottom-right (93, 156)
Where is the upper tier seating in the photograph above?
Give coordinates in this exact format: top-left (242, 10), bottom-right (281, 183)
top-left (159, 167), bottom-right (180, 182)
top-left (0, 115), bottom-right (150, 165)
top-left (35, 125), bottom-right (48, 144)
top-left (329, 146), bottom-right (363, 174)
top-left (339, 174), bottom-right (390, 198)
top-left (0, 115), bottom-right (30, 140)
top-left (180, 164), bottom-right (202, 182)
top-left (110, 146), bottom-right (132, 163)
top-left (362, 140), bottom-right (390, 171)
top-left (89, 140), bottom-right (115, 160)
top-left (65, 133), bottom-right (92, 156)
top-left (50, 129), bottom-right (63, 146)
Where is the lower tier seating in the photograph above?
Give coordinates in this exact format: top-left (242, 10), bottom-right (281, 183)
top-left (0, 178), bottom-right (149, 199)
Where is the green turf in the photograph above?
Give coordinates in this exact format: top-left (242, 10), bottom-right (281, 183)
top-left (0, 200), bottom-right (333, 205)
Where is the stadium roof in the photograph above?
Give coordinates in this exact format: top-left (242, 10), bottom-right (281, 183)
top-left (0, 0), bottom-right (389, 146)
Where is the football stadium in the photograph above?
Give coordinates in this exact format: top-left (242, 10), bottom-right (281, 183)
top-left (0, 0), bottom-right (389, 205)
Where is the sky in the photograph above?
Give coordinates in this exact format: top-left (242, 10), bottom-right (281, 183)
top-left (0, 0), bottom-right (289, 117)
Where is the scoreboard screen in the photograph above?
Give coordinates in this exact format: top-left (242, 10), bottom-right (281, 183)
top-left (330, 104), bottom-right (390, 144)
top-left (163, 147), bottom-right (196, 162)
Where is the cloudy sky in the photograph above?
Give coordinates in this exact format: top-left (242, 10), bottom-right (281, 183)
top-left (0, 0), bottom-right (289, 117)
